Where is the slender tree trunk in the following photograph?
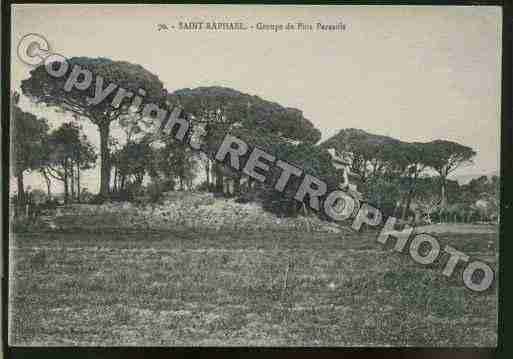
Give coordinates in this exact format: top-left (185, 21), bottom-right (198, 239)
top-left (440, 177), bottom-right (447, 208)
top-left (414, 210), bottom-right (421, 223)
top-left (113, 167), bottom-right (118, 193)
top-left (214, 163), bottom-right (224, 193)
top-left (64, 159), bottom-right (69, 204)
top-left (234, 177), bottom-right (241, 196)
top-left (70, 163), bottom-right (75, 202)
top-left (98, 122), bottom-right (111, 197)
top-left (41, 170), bottom-right (52, 199)
top-left (401, 171), bottom-right (419, 221)
top-left (135, 174), bottom-right (144, 188)
top-left (77, 147), bottom-right (81, 203)
top-left (77, 162), bottom-right (81, 203)
top-left (436, 174), bottom-right (447, 223)
top-left (205, 159), bottom-right (211, 187)
top-left (402, 188), bottom-right (415, 221)
top-left (212, 162), bottom-right (217, 189)
top-left (218, 172), bottom-right (224, 194)
top-left (397, 194), bottom-right (406, 221)
top-left (400, 195), bottom-right (408, 221)
top-left (46, 177), bottom-right (52, 199)
top-left (16, 170), bottom-right (25, 205)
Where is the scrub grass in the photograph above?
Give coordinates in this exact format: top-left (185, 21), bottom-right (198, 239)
top-left (9, 227), bottom-right (497, 346)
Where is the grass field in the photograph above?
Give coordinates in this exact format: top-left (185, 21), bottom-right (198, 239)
top-left (8, 226), bottom-right (497, 346)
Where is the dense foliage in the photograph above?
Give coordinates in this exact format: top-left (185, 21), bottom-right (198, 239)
top-left (15, 71), bottom-right (493, 222)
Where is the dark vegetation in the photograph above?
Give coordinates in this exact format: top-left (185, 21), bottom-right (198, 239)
top-left (13, 59), bottom-right (496, 224)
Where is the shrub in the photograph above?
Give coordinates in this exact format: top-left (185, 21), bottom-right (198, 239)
top-left (234, 190), bottom-right (259, 204)
top-left (196, 181), bottom-right (215, 193)
top-left (261, 187), bottom-right (300, 217)
top-left (12, 217), bottom-right (48, 233)
top-left (146, 180), bottom-right (167, 203)
top-left (108, 190), bottom-right (133, 202)
top-left (361, 177), bottom-right (401, 218)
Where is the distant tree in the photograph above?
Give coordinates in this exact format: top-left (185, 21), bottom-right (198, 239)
top-left (321, 128), bottom-right (421, 220)
top-left (43, 122), bottom-right (96, 203)
top-left (167, 86), bottom-right (322, 194)
top-left (28, 188), bottom-right (47, 205)
top-left (321, 128), bottom-right (403, 181)
top-left (79, 188), bottom-right (95, 203)
top-left (111, 140), bottom-right (154, 196)
top-left (414, 177), bottom-right (444, 224)
top-left (11, 92), bottom-right (49, 205)
top-left (362, 176), bottom-right (402, 219)
top-left (169, 86), bottom-right (321, 144)
top-left (21, 57), bottom-right (166, 197)
top-left (274, 143), bottom-right (337, 216)
top-left (149, 135), bottom-right (198, 191)
top-left (223, 126), bottom-right (338, 216)
top-left (397, 142), bottom-right (433, 220)
top-left (321, 130), bottom-right (477, 223)
top-left (460, 175), bottom-right (499, 222)
top-left (422, 140), bottom-right (476, 207)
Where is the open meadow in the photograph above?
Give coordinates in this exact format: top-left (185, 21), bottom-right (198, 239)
top-left (9, 225), bottom-right (497, 346)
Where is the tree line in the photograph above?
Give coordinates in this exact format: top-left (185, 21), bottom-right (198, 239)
top-left (12, 56), bottom-right (497, 223)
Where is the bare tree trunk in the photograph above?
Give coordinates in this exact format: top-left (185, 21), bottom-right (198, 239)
top-left (205, 159), bottom-right (211, 187)
top-left (77, 147), bottom-right (81, 202)
top-left (302, 203), bottom-right (311, 232)
top-left (113, 166), bottom-right (118, 193)
top-left (98, 122), bottom-right (111, 198)
top-left (70, 163), bottom-right (75, 202)
top-left (214, 163), bottom-right (224, 193)
top-left (440, 178), bottom-right (447, 208)
top-left (41, 169), bottom-right (52, 199)
top-left (135, 174), bottom-right (144, 188)
top-left (414, 210), bottom-right (421, 223)
top-left (234, 177), bottom-right (241, 196)
top-left (400, 195), bottom-right (408, 221)
top-left (64, 159), bottom-right (69, 204)
top-left (77, 162), bottom-right (81, 203)
top-left (16, 170), bottom-right (25, 205)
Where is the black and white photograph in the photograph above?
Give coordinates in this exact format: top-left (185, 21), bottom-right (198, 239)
top-left (6, 4), bottom-right (501, 346)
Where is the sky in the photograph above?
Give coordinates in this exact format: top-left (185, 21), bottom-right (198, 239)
top-left (10, 4), bottom-right (502, 194)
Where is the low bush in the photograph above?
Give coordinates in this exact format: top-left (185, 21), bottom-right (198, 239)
top-left (146, 180), bottom-right (167, 204)
top-left (196, 181), bottom-right (215, 193)
top-left (12, 217), bottom-right (48, 233)
top-left (261, 188), bottom-right (301, 218)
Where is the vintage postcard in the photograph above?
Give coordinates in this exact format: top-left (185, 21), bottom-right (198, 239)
top-left (7, 4), bottom-right (501, 346)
